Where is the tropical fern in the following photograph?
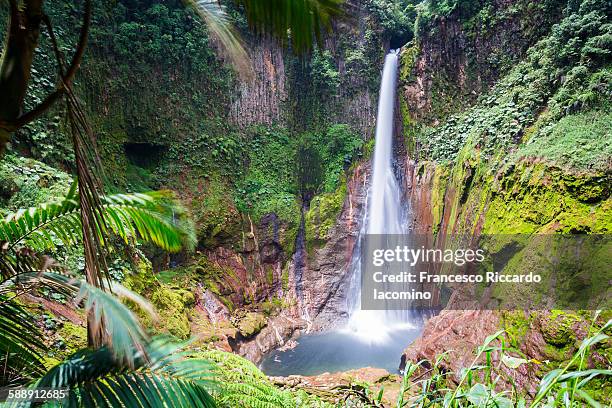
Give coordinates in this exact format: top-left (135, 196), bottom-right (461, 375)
top-left (0, 297), bottom-right (46, 386)
top-left (10, 337), bottom-right (217, 408)
top-left (201, 349), bottom-right (331, 408)
top-left (222, 383), bottom-right (295, 408)
top-left (0, 181), bottom-right (195, 253)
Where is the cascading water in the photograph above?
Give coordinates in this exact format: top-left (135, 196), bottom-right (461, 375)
top-left (260, 51), bottom-right (422, 376)
top-left (343, 50), bottom-right (418, 344)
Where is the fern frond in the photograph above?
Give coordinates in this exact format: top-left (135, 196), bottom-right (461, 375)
top-left (0, 297), bottom-right (46, 387)
top-left (0, 184), bottom-right (195, 253)
top-left (101, 190), bottom-right (195, 252)
top-left (24, 337), bottom-right (217, 408)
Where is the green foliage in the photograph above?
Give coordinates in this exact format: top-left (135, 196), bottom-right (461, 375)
top-left (235, 124), bottom-right (361, 224)
top-left (0, 299), bottom-right (46, 386)
top-left (148, 284), bottom-right (192, 339)
top-left (193, 175), bottom-right (241, 246)
top-left (396, 318), bottom-right (612, 407)
top-left (201, 349), bottom-right (331, 408)
top-left (310, 50), bottom-right (341, 96)
top-left (418, 0), bottom-right (611, 163)
top-left (235, 127), bottom-right (299, 224)
top-left (415, 0), bottom-right (564, 33)
top-left (0, 181), bottom-right (195, 253)
top-left (110, 3), bottom-right (215, 70)
top-left (367, 0), bottom-right (417, 42)
top-left (321, 124), bottom-right (364, 192)
top-left (514, 110), bottom-right (612, 172)
top-left (27, 337), bottom-right (216, 408)
top-left (0, 155), bottom-right (72, 211)
top-left (163, 127), bottom-right (246, 182)
top-left (341, 27), bottom-right (384, 92)
top-left (295, 133), bottom-right (324, 197)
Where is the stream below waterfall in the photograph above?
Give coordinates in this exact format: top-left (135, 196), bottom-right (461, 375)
top-left (261, 50), bottom-right (425, 376)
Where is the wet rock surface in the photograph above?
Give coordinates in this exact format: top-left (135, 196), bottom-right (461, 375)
top-left (230, 315), bottom-right (308, 363)
top-left (401, 310), bottom-right (501, 376)
top-left (297, 162), bottom-right (370, 331)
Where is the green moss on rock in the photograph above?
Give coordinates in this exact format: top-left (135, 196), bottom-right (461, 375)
top-left (305, 179), bottom-right (347, 250)
top-left (399, 44), bottom-right (419, 83)
top-left (149, 286), bottom-right (191, 339)
top-left (192, 175), bottom-right (242, 248)
top-left (501, 311), bottom-right (535, 348)
top-left (235, 312), bottom-right (267, 338)
top-left (484, 162), bottom-right (611, 234)
top-left (123, 257), bottom-right (191, 339)
top-left (56, 321), bottom-right (87, 355)
top-left (540, 310), bottom-right (581, 347)
top-left (430, 163), bottom-right (450, 237)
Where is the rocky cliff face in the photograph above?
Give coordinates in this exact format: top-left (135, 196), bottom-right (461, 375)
top-left (210, 160), bottom-right (370, 360)
top-left (402, 0), bottom-right (568, 123)
top-left (229, 0), bottom-right (383, 136)
top-left (229, 39), bottom-right (289, 128)
top-left (297, 162), bottom-right (370, 330)
top-left (395, 0), bottom-right (611, 392)
top-left (108, 0), bottom-right (396, 361)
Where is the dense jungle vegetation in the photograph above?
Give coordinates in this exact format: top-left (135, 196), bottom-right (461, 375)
top-left (0, 0), bottom-right (610, 406)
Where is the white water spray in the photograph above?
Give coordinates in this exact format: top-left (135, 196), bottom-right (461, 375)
top-left (343, 51), bottom-right (417, 344)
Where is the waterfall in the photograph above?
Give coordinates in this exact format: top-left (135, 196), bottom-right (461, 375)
top-left (260, 51), bottom-right (424, 376)
top-left (343, 51), bottom-right (417, 344)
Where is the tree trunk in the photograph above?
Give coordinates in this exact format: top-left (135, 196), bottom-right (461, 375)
top-left (0, 0), bottom-right (44, 153)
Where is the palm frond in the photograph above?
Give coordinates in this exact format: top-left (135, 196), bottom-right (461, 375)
top-left (0, 182), bottom-right (196, 254)
top-left (1, 271), bottom-right (154, 368)
top-left (76, 281), bottom-right (153, 365)
top-left (101, 190), bottom-right (196, 252)
top-left (0, 244), bottom-right (60, 283)
top-left (234, 0), bottom-right (345, 54)
top-left (187, 0), bottom-right (253, 79)
top-left (0, 297), bottom-right (46, 386)
top-left (23, 337), bottom-right (217, 408)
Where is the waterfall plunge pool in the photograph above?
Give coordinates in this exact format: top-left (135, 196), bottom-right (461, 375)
top-left (259, 324), bottom-right (422, 376)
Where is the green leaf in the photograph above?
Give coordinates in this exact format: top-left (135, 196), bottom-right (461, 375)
top-left (32, 337), bottom-right (217, 408)
top-left (0, 189), bottom-right (195, 253)
top-left (574, 389), bottom-right (603, 408)
top-left (502, 355), bottom-right (529, 369)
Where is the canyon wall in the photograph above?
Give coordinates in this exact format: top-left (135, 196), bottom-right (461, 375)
top-left (395, 0), bottom-right (611, 396)
top-left (3, 0), bottom-right (609, 377)
top-left (0, 0), bottom-right (401, 363)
